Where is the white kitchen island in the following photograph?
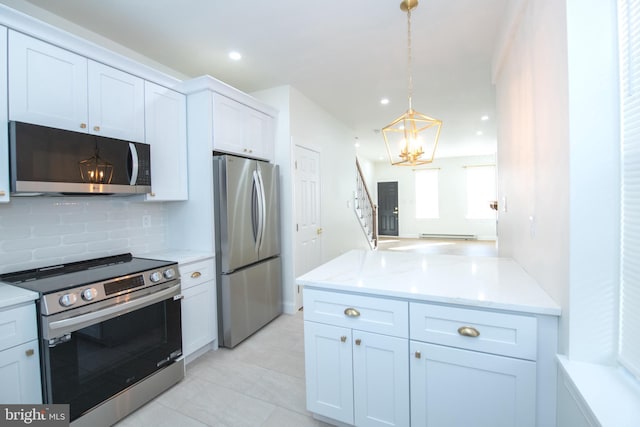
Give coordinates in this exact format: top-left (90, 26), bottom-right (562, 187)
top-left (297, 249), bottom-right (561, 427)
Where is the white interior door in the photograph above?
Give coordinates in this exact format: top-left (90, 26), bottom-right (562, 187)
top-left (294, 145), bottom-right (321, 309)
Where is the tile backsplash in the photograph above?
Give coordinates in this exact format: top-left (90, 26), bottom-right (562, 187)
top-left (0, 196), bottom-right (168, 274)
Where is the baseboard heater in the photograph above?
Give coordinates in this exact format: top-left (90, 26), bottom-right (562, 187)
top-left (418, 233), bottom-right (477, 240)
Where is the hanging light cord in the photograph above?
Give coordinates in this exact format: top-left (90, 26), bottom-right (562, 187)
top-left (407, 6), bottom-right (413, 112)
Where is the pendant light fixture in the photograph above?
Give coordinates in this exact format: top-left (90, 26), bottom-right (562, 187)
top-left (382, 0), bottom-right (442, 166)
top-left (78, 140), bottom-right (113, 184)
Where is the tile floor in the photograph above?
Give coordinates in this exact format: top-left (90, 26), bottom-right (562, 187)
top-left (115, 310), bottom-right (330, 427)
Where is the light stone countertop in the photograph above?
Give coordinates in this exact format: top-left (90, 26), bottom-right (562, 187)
top-left (140, 250), bottom-right (214, 265)
top-left (297, 249), bottom-right (561, 316)
top-left (0, 283), bottom-right (38, 310)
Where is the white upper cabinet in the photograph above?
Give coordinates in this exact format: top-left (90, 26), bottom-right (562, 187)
top-left (9, 30), bottom-right (88, 133)
top-left (1, 26), bottom-right (9, 203)
top-left (213, 93), bottom-right (274, 161)
top-left (144, 81), bottom-right (187, 201)
top-left (88, 61), bottom-right (145, 142)
top-left (8, 31), bottom-right (144, 142)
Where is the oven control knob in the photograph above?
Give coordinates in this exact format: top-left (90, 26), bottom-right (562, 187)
top-left (59, 293), bottom-right (77, 307)
top-left (150, 271), bottom-right (163, 282)
top-left (81, 288), bottom-right (98, 301)
top-left (163, 268), bottom-right (176, 279)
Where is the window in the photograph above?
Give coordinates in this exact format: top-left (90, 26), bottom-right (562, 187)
top-left (619, 0), bottom-right (640, 378)
top-left (415, 169), bottom-right (439, 219)
top-left (465, 165), bottom-right (496, 219)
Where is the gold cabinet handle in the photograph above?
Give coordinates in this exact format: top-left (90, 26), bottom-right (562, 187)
top-left (93, 125), bottom-right (101, 131)
top-left (458, 326), bottom-right (480, 338)
top-left (25, 349), bottom-right (35, 357)
top-left (415, 351), bottom-right (421, 359)
top-left (344, 307), bottom-right (360, 317)
top-left (355, 338), bottom-right (361, 346)
top-left (191, 271), bottom-right (202, 279)
top-left (80, 123), bottom-right (87, 129)
top-left (340, 336), bottom-right (347, 343)
top-left (149, 192), bottom-right (156, 197)
top-left (0, 191), bottom-right (5, 197)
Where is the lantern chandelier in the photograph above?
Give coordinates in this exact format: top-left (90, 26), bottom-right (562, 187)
top-left (382, 0), bottom-right (442, 166)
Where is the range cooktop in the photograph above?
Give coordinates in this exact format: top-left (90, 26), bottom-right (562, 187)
top-left (0, 253), bottom-right (176, 295)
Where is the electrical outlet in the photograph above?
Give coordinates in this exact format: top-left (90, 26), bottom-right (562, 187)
top-left (142, 215), bottom-right (151, 228)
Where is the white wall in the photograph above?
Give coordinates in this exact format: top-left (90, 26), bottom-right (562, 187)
top-left (494, 0), bottom-right (571, 352)
top-left (253, 85), bottom-right (368, 314)
top-left (288, 88), bottom-right (368, 261)
top-left (372, 155), bottom-right (497, 240)
top-left (493, 0), bottom-right (620, 364)
top-left (0, 197), bottom-right (168, 274)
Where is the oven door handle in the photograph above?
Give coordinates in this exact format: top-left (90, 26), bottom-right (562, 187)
top-left (46, 284), bottom-right (181, 338)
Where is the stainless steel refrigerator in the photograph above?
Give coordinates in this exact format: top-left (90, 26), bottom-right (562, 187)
top-left (213, 154), bottom-right (282, 348)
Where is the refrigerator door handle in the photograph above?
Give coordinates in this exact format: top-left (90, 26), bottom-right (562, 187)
top-left (252, 169), bottom-right (265, 252)
top-left (256, 168), bottom-right (267, 251)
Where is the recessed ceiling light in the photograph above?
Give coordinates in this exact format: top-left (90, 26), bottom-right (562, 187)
top-left (228, 51), bottom-right (242, 61)
top-left (476, 131), bottom-right (483, 136)
top-left (481, 115), bottom-right (489, 121)
top-left (380, 98), bottom-right (390, 105)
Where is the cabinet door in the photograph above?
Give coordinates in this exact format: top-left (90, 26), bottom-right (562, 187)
top-left (0, 340), bottom-right (42, 404)
top-left (144, 81), bottom-right (188, 201)
top-left (1, 26), bottom-right (8, 203)
top-left (410, 341), bottom-right (536, 427)
top-left (213, 94), bottom-right (246, 154)
top-left (352, 331), bottom-right (409, 427)
top-left (245, 108), bottom-right (273, 161)
top-left (181, 281), bottom-right (216, 357)
top-left (8, 30), bottom-right (88, 132)
top-left (304, 321), bottom-right (354, 425)
top-left (88, 61), bottom-right (144, 142)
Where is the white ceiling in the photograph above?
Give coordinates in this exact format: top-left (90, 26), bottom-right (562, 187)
top-left (5, 0), bottom-right (508, 162)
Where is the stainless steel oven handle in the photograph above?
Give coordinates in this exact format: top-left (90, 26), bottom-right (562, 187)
top-left (47, 284), bottom-right (180, 335)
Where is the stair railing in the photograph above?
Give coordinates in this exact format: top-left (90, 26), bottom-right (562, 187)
top-left (355, 158), bottom-right (377, 249)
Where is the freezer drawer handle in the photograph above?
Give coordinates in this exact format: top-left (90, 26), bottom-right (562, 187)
top-left (344, 308), bottom-right (360, 317)
top-left (457, 326), bottom-right (481, 338)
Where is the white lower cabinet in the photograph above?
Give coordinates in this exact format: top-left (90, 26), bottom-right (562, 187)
top-left (304, 288), bottom-right (409, 427)
top-left (179, 257), bottom-right (217, 360)
top-left (304, 322), bottom-right (409, 427)
top-left (0, 340), bottom-right (42, 403)
top-left (410, 341), bottom-right (535, 427)
top-left (304, 288), bottom-right (553, 427)
top-left (304, 321), bottom-right (354, 424)
top-left (353, 331), bottom-right (409, 426)
top-left (0, 302), bottom-right (42, 404)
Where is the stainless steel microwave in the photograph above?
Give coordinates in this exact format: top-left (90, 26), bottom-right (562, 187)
top-left (8, 121), bottom-right (152, 195)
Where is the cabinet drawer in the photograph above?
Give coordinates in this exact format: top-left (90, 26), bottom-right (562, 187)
top-left (410, 302), bottom-right (537, 360)
top-left (180, 259), bottom-right (214, 290)
top-left (0, 303), bottom-right (37, 350)
top-left (303, 288), bottom-right (408, 337)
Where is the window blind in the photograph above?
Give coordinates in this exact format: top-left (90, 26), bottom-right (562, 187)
top-left (619, 0), bottom-right (640, 378)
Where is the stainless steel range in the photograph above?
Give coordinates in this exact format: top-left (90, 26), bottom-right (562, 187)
top-left (0, 253), bottom-right (184, 426)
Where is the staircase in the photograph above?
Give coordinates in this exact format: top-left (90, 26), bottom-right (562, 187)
top-left (355, 158), bottom-right (378, 249)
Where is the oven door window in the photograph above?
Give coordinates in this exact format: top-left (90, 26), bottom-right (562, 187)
top-left (43, 296), bottom-right (182, 421)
